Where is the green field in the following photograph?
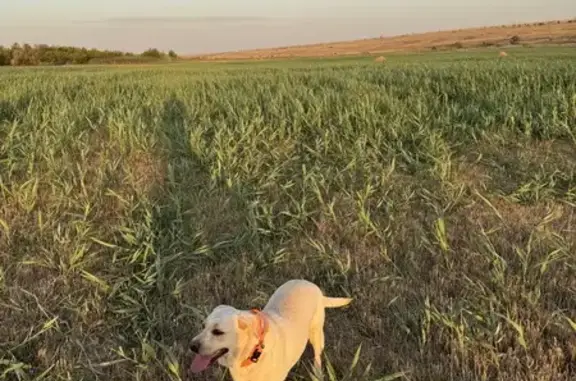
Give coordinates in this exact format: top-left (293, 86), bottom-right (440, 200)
top-left (1, 47), bottom-right (575, 381)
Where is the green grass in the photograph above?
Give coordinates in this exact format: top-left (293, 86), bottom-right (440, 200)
top-left (1, 46), bottom-right (575, 381)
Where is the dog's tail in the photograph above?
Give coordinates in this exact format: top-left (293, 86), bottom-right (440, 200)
top-left (323, 296), bottom-right (353, 309)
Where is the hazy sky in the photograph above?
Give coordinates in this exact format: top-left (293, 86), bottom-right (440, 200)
top-left (0, 0), bottom-right (574, 54)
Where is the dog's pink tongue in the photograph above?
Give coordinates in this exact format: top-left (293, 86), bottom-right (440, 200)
top-left (190, 354), bottom-right (212, 373)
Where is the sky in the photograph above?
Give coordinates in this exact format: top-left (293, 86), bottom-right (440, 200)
top-left (0, 0), bottom-right (574, 54)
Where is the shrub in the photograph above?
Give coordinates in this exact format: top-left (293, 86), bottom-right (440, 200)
top-left (141, 48), bottom-right (164, 59)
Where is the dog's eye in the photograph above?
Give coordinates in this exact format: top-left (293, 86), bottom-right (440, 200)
top-left (212, 329), bottom-right (224, 336)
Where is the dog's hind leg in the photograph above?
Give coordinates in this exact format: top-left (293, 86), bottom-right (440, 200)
top-left (309, 326), bottom-right (325, 369)
top-left (309, 307), bottom-right (325, 378)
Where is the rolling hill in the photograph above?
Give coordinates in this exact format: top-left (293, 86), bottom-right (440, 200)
top-left (190, 18), bottom-right (576, 61)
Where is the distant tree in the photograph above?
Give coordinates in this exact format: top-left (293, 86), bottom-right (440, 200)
top-left (22, 43), bottom-right (40, 65)
top-left (9, 45), bottom-right (25, 66)
top-left (141, 48), bottom-right (163, 59)
top-left (0, 46), bottom-right (10, 66)
top-left (71, 51), bottom-right (90, 64)
top-left (168, 50), bottom-right (178, 59)
top-left (510, 35), bottom-right (521, 45)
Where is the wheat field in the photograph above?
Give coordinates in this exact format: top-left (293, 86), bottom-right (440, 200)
top-left (1, 48), bottom-right (575, 381)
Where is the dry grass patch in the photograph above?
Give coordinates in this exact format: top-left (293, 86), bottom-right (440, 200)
top-left (125, 150), bottom-right (166, 198)
top-left (462, 195), bottom-right (573, 237)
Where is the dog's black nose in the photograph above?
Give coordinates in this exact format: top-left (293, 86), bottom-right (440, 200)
top-left (190, 341), bottom-right (200, 353)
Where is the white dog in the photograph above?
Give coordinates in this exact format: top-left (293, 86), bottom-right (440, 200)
top-left (188, 279), bottom-right (352, 381)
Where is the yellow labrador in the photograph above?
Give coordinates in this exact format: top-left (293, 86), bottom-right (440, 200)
top-left (188, 279), bottom-right (352, 381)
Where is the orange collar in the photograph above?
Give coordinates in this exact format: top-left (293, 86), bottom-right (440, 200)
top-left (240, 309), bottom-right (269, 368)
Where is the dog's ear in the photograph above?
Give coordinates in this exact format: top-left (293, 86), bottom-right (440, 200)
top-left (236, 313), bottom-right (252, 331)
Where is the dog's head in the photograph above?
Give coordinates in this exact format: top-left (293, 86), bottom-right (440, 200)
top-left (188, 305), bottom-right (258, 374)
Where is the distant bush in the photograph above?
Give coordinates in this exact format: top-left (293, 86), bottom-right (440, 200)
top-left (0, 46), bottom-right (11, 66)
top-left (510, 35), bottom-right (521, 45)
top-left (141, 48), bottom-right (164, 59)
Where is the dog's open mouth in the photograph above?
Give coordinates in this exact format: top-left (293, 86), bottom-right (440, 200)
top-left (189, 348), bottom-right (229, 373)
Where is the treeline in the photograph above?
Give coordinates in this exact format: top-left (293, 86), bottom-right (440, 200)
top-left (0, 44), bottom-right (179, 66)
